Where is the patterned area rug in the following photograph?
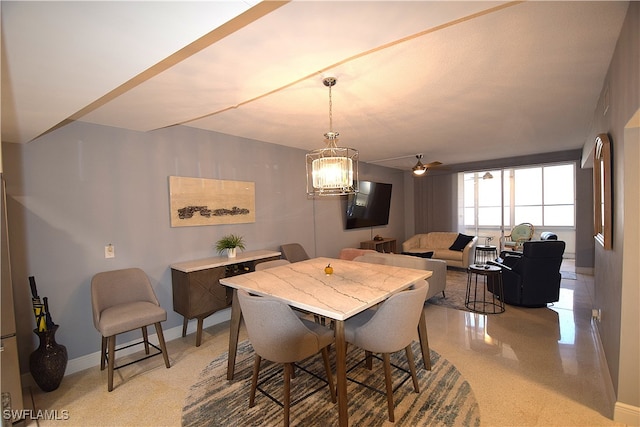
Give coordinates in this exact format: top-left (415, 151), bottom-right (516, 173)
top-left (182, 340), bottom-right (480, 426)
top-left (427, 269), bottom-right (470, 312)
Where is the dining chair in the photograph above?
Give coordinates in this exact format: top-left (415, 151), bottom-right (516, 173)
top-left (237, 289), bottom-right (336, 427)
top-left (255, 259), bottom-right (291, 270)
top-left (344, 280), bottom-right (429, 422)
top-left (90, 268), bottom-right (171, 391)
top-left (280, 243), bottom-right (310, 263)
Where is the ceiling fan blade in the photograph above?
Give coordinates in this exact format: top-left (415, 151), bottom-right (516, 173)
top-left (424, 161), bottom-right (443, 168)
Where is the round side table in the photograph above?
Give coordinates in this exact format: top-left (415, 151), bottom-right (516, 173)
top-left (465, 264), bottom-right (505, 314)
top-left (475, 245), bottom-right (497, 265)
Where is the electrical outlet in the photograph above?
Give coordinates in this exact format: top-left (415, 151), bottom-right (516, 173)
top-left (105, 244), bottom-right (115, 259)
top-left (591, 308), bottom-right (601, 322)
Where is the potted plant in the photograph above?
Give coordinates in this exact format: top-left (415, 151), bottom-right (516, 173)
top-left (215, 234), bottom-right (246, 258)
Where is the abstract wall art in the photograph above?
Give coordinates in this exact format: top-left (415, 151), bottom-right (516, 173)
top-left (169, 176), bottom-right (255, 227)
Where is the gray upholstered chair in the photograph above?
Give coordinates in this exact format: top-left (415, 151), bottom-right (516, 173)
top-left (280, 243), bottom-right (310, 263)
top-left (344, 280), bottom-right (429, 422)
top-left (91, 268), bottom-right (171, 391)
top-left (237, 289), bottom-right (336, 426)
top-left (255, 259), bottom-right (291, 270)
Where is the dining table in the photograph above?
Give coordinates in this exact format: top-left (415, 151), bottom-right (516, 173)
top-left (219, 256), bottom-right (433, 427)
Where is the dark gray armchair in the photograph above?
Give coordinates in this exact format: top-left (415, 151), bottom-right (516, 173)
top-left (490, 240), bottom-right (566, 307)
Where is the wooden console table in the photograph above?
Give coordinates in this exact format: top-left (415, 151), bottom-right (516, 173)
top-left (170, 249), bottom-right (281, 346)
top-left (360, 238), bottom-right (397, 253)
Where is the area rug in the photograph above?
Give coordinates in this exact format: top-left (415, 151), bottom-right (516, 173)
top-left (427, 269), bottom-right (470, 312)
top-left (428, 268), bottom-right (578, 311)
top-left (182, 340), bottom-right (480, 426)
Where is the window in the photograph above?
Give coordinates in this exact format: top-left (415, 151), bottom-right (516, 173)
top-left (462, 163), bottom-right (575, 231)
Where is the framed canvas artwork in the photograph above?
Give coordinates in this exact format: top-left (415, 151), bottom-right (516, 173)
top-left (169, 176), bottom-right (255, 227)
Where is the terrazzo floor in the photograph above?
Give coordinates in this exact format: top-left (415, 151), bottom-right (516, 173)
top-left (20, 260), bottom-right (623, 426)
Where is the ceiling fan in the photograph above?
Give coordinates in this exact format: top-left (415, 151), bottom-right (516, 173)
top-left (411, 154), bottom-right (442, 176)
top-left (368, 153), bottom-right (445, 175)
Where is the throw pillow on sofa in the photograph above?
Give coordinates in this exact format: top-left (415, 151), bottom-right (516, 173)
top-left (401, 251), bottom-right (434, 258)
top-left (449, 233), bottom-right (474, 251)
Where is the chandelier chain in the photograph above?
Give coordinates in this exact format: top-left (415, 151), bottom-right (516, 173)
top-left (328, 82), bottom-right (333, 133)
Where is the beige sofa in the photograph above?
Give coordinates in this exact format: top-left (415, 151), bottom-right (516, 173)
top-left (353, 252), bottom-right (447, 300)
top-left (402, 232), bottom-right (478, 268)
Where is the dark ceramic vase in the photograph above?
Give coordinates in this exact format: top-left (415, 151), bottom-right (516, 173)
top-left (29, 325), bottom-right (68, 392)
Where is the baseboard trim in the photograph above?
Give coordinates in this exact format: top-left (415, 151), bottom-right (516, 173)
top-left (575, 266), bottom-right (594, 275)
top-left (591, 319), bottom-right (619, 419)
top-left (614, 401), bottom-right (640, 425)
top-left (591, 302), bottom-right (640, 426)
top-left (63, 308), bottom-right (232, 376)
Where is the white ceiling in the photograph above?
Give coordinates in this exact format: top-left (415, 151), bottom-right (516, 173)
top-left (1, 1), bottom-right (629, 171)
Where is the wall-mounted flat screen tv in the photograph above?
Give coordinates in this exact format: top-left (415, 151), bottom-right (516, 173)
top-left (345, 181), bottom-right (392, 229)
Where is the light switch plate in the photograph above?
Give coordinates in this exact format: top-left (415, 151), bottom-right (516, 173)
top-left (105, 244), bottom-right (115, 259)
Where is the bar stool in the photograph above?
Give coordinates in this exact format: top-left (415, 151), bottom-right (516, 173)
top-left (465, 264), bottom-right (505, 314)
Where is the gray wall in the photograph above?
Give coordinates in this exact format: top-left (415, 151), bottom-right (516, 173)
top-left (3, 122), bottom-right (405, 371)
top-left (584, 1), bottom-right (639, 415)
top-left (414, 173), bottom-right (457, 233)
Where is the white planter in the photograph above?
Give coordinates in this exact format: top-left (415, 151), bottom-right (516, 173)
top-left (227, 248), bottom-right (237, 258)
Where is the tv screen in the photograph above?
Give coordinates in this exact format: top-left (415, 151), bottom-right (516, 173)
top-left (345, 181), bottom-right (392, 229)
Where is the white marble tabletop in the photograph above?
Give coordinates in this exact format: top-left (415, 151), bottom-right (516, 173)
top-left (170, 249), bottom-right (281, 273)
top-left (219, 256), bottom-right (432, 321)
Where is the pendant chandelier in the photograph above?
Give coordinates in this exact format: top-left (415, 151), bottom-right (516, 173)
top-left (306, 77), bottom-right (358, 196)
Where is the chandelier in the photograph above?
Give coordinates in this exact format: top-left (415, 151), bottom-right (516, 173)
top-left (306, 77), bottom-right (358, 196)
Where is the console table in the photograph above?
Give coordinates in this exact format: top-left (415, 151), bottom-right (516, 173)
top-left (360, 238), bottom-right (396, 253)
top-left (170, 249), bottom-right (281, 346)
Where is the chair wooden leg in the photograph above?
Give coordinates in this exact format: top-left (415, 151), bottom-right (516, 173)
top-left (100, 336), bottom-right (107, 370)
top-left (417, 309), bottom-right (432, 371)
top-left (196, 317), bottom-right (204, 347)
top-left (321, 347), bottom-right (336, 403)
top-left (365, 350), bottom-right (373, 370)
top-left (107, 335), bottom-right (116, 392)
top-left (284, 363), bottom-right (292, 427)
top-left (142, 326), bottom-right (150, 355)
top-left (154, 322), bottom-right (171, 368)
top-left (382, 353), bottom-right (395, 422)
top-left (405, 345), bottom-right (420, 392)
top-left (249, 355), bottom-right (261, 407)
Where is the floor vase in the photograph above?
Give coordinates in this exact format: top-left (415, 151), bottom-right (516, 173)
top-left (29, 325), bottom-right (68, 392)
